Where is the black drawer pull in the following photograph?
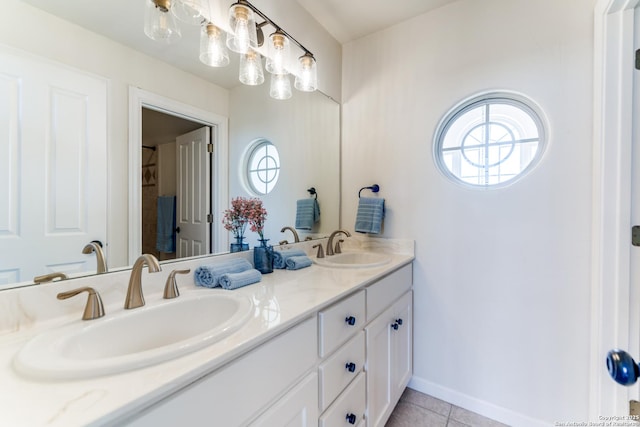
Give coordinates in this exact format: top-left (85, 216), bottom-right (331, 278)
top-left (396, 318), bottom-right (403, 326)
top-left (346, 413), bottom-right (357, 424)
top-left (391, 322), bottom-right (399, 330)
top-left (345, 316), bottom-right (356, 326)
top-left (345, 362), bottom-right (356, 373)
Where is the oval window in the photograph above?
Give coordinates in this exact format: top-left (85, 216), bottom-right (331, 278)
top-left (245, 139), bottom-right (280, 195)
top-left (434, 92), bottom-right (546, 188)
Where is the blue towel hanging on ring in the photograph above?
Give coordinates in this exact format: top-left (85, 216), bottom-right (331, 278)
top-left (355, 197), bottom-right (385, 234)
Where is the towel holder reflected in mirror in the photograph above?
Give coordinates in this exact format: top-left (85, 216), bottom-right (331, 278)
top-left (307, 187), bottom-right (317, 199)
top-left (358, 184), bottom-right (380, 198)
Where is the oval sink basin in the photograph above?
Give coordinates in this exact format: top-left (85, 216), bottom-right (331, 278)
top-left (314, 252), bottom-right (391, 269)
top-left (14, 292), bottom-right (253, 380)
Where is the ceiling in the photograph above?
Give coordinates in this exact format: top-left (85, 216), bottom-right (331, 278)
top-left (297, 0), bottom-right (461, 44)
top-left (21, 0), bottom-right (460, 89)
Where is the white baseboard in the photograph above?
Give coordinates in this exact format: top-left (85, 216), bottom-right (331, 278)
top-left (408, 376), bottom-right (550, 427)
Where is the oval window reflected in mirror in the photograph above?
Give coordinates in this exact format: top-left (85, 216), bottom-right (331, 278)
top-left (245, 139), bottom-right (281, 195)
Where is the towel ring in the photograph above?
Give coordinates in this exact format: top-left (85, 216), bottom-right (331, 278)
top-left (307, 187), bottom-right (317, 200)
top-left (358, 184), bottom-right (380, 198)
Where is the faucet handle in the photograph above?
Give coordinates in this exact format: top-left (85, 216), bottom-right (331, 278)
top-left (57, 287), bottom-right (105, 320)
top-left (34, 272), bottom-right (68, 284)
top-left (164, 269), bottom-right (190, 299)
top-left (335, 239), bottom-right (345, 254)
top-left (313, 243), bottom-right (325, 259)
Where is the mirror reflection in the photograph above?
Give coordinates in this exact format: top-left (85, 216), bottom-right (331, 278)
top-left (0, 1), bottom-right (340, 290)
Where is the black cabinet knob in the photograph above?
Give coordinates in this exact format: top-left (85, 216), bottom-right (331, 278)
top-left (345, 316), bottom-right (356, 326)
top-left (346, 413), bottom-right (357, 424)
top-left (396, 318), bottom-right (403, 326)
top-left (345, 362), bottom-right (356, 373)
top-left (391, 322), bottom-right (399, 330)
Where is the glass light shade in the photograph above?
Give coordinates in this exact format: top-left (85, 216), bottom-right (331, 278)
top-left (199, 23), bottom-right (230, 67)
top-left (226, 3), bottom-right (258, 54)
top-left (265, 31), bottom-right (290, 74)
top-left (171, 0), bottom-right (204, 25)
top-left (270, 73), bottom-right (292, 100)
top-left (144, 0), bottom-right (181, 43)
top-left (294, 53), bottom-right (317, 92)
top-left (239, 50), bottom-right (264, 86)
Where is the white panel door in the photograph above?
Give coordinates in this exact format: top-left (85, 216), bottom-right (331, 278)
top-left (0, 48), bottom-right (107, 285)
top-left (176, 127), bottom-right (210, 258)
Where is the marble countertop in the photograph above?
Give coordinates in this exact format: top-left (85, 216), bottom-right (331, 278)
top-left (0, 237), bottom-right (413, 427)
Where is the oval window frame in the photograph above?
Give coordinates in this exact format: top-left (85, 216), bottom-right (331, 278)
top-left (433, 91), bottom-right (548, 189)
top-left (243, 138), bottom-right (281, 196)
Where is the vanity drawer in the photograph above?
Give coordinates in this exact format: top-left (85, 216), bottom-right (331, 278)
top-left (366, 264), bottom-right (412, 321)
top-left (318, 290), bottom-right (365, 357)
top-left (319, 371), bottom-right (366, 427)
top-left (319, 331), bottom-right (365, 411)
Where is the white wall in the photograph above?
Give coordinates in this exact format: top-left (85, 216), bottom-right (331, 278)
top-left (342, 0), bottom-right (594, 425)
top-left (0, 0), bottom-right (230, 268)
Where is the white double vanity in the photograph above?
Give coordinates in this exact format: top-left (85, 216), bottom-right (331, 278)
top-left (0, 238), bottom-right (414, 427)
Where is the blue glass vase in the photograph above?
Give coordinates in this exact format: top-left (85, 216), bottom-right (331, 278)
top-left (230, 236), bottom-right (249, 253)
top-left (253, 239), bottom-right (273, 274)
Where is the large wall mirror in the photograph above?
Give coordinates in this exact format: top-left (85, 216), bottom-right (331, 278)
top-left (0, 0), bottom-right (340, 290)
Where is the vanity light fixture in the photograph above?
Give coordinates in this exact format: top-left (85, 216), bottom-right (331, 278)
top-left (200, 23), bottom-right (230, 67)
top-left (270, 73), bottom-right (292, 100)
top-left (143, 0), bottom-right (318, 99)
top-left (239, 50), bottom-right (265, 85)
top-left (144, 0), bottom-right (182, 43)
top-left (265, 30), bottom-right (290, 74)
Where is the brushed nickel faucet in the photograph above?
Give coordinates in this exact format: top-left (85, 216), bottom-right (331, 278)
top-left (280, 226), bottom-right (300, 243)
top-left (82, 241), bottom-right (107, 273)
top-left (326, 229), bottom-right (351, 256)
top-left (124, 254), bottom-right (161, 309)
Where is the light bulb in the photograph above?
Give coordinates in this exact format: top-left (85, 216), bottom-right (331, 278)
top-left (144, 0), bottom-right (181, 43)
top-left (270, 73), bottom-right (292, 100)
top-left (227, 4), bottom-right (257, 54)
top-left (266, 31), bottom-right (290, 75)
top-left (239, 50), bottom-right (264, 86)
top-left (199, 23), bottom-right (230, 67)
top-left (294, 53), bottom-right (317, 92)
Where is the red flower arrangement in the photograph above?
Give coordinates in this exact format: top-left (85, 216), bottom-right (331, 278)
top-left (222, 197), bottom-right (267, 241)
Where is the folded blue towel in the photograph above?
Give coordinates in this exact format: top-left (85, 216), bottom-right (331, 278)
top-left (273, 249), bottom-right (307, 269)
top-left (156, 196), bottom-right (176, 253)
top-left (285, 255), bottom-right (313, 270)
top-left (219, 269), bottom-right (262, 290)
top-left (355, 197), bottom-right (385, 234)
top-left (194, 258), bottom-right (252, 288)
top-left (295, 198), bottom-right (320, 230)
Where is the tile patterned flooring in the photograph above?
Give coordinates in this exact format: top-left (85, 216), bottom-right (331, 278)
top-left (386, 388), bottom-right (510, 427)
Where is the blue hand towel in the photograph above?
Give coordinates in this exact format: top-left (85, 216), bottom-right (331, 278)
top-left (219, 269), bottom-right (262, 290)
top-left (295, 198), bottom-right (320, 230)
top-left (156, 196), bottom-right (176, 253)
top-left (194, 258), bottom-right (253, 288)
top-left (273, 249), bottom-right (307, 269)
top-left (355, 197), bottom-right (385, 234)
top-left (285, 255), bottom-right (313, 270)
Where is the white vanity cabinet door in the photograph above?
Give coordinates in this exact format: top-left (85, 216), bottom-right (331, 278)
top-left (318, 290), bottom-right (365, 357)
top-left (319, 371), bottom-right (366, 427)
top-left (319, 331), bottom-right (365, 411)
top-left (249, 373), bottom-right (318, 427)
top-left (126, 316), bottom-right (317, 427)
top-left (365, 291), bottom-right (413, 427)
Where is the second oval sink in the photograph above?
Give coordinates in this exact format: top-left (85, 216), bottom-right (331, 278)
top-left (14, 292), bottom-right (253, 380)
top-left (314, 252), bottom-right (391, 269)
